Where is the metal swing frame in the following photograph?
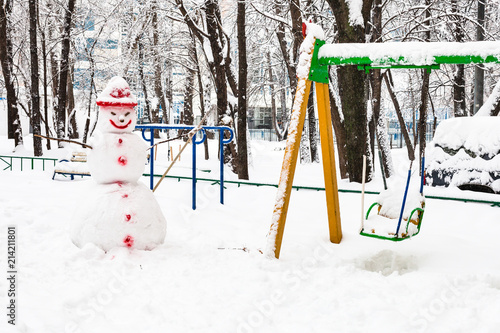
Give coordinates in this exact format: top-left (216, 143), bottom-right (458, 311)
top-left (266, 28), bottom-right (500, 258)
top-left (360, 158), bottom-right (426, 241)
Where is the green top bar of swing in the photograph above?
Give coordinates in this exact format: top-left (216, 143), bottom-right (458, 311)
top-left (309, 39), bottom-right (500, 83)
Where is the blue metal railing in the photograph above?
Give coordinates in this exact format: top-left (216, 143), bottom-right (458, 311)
top-left (136, 124), bottom-right (234, 210)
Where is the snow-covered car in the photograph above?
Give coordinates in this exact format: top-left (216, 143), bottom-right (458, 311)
top-left (426, 116), bottom-right (500, 194)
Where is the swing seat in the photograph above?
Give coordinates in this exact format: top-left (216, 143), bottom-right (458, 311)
top-left (360, 200), bottom-right (425, 241)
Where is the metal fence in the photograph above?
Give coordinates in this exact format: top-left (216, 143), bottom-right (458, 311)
top-left (0, 155), bottom-right (58, 172)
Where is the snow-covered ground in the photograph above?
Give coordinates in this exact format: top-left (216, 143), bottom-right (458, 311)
top-left (1, 134), bottom-right (500, 333)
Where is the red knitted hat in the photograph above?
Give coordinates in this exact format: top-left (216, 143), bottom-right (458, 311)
top-left (96, 77), bottom-right (137, 107)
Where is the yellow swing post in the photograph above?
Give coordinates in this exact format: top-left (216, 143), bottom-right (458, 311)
top-left (266, 23), bottom-right (342, 259)
top-left (266, 78), bottom-right (312, 259)
top-left (315, 82), bottom-right (342, 244)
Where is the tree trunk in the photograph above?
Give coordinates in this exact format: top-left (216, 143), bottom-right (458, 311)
top-left (182, 67), bottom-right (195, 126)
top-left (417, 0), bottom-right (431, 171)
top-left (56, 0), bottom-right (75, 146)
top-left (337, 65), bottom-right (370, 181)
top-left (327, 80), bottom-right (348, 179)
top-left (192, 35), bottom-right (209, 160)
top-left (493, 102), bottom-right (500, 116)
top-left (371, 69), bottom-right (393, 178)
top-left (289, 0), bottom-right (303, 65)
top-left (205, 0), bottom-right (236, 171)
top-left (67, 65), bottom-right (78, 139)
top-left (83, 54), bottom-right (96, 144)
top-left (307, 83), bottom-right (319, 163)
top-left (428, 92), bottom-right (437, 137)
top-left (165, 59), bottom-right (173, 125)
top-left (300, 124), bottom-right (311, 163)
top-left (450, 0), bottom-right (466, 117)
top-left (453, 64), bottom-right (466, 117)
top-left (370, 0), bottom-right (392, 177)
top-left (0, 0), bottom-right (23, 147)
top-left (368, 111), bottom-right (375, 170)
top-left (274, 0), bottom-right (299, 101)
top-left (205, 0), bottom-right (227, 124)
top-left (268, 51), bottom-right (283, 141)
top-left (327, 0), bottom-right (374, 183)
top-left (49, 27), bottom-right (59, 125)
top-left (30, 0), bottom-right (42, 156)
top-left (138, 40), bottom-right (151, 123)
top-left (236, 0), bottom-right (249, 180)
top-left (418, 70), bottom-right (430, 168)
top-left (152, 3), bottom-right (167, 138)
top-left (279, 69), bottom-right (288, 139)
top-left (41, 29), bottom-right (51, 149)
top-left (383, 70), bottom-right (415, 161)
top-left (473, 0), bottom-right (486, 114)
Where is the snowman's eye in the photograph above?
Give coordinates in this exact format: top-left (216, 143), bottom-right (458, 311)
top-left (125, 112), bottom-right (130, 117)
top-left (111, 112), bottom-right (116, 116)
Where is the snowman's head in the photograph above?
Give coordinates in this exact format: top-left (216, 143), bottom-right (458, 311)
top-left (96, 77), bottom-right (138, 133)
top-left (98, 105), bottom-right (138, 133)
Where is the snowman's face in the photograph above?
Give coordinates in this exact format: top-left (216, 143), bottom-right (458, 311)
top-left (99, 106), bottom-right (137, 133)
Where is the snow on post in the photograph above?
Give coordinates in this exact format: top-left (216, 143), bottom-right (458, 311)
top-left (265, 22), bottom-right (325, 259)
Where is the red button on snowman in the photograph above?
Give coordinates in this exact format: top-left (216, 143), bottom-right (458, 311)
top-left (71, 77), bottom-right (166, 251)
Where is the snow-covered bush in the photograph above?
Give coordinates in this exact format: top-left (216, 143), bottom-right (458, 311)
top-left (426, 117), bottom-right (500, 193)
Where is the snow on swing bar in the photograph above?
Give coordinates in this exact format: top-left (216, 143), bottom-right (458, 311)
top-left (318, 40), bottom-right (500, 66)
top-left (309, 40), bottom-right (500, 82)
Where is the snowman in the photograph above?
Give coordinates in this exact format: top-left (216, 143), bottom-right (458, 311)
top-left (71, 76), bottom-right (166, 251)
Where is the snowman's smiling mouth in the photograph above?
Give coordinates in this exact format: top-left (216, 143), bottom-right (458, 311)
top-left (110, 119), bottom-right (132, 129)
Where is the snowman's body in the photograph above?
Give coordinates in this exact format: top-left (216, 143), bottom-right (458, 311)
top-left (88, 131), bottom-right (147, 184)
top-left (71, 77), bottom-right (166, 251)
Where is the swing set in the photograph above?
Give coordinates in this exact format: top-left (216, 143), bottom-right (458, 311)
top-left (266, 22), bottom-right (500, 259)
top-left (360, 156), bottom-right (426, 241)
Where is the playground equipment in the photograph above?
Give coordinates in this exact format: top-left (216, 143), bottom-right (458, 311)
top-left (136, 124), bottom-right (234, 210)
top-left (266, 21), bottom-right (500, 259)
top-left (360, 157), bottom-right (426, 241)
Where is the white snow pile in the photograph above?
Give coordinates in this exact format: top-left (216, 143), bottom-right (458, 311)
top-left (346, 0), bottom-right (364, 27)
top-left (318, 41), bottom-right (500, 66)
top-left (475, 79), bottom-right (500, 117)
top-left (426, 117), bottom-right (500, 193)
top-left (4, 137), bottom-right (500, 332)
top-left (363, 176), bottom-right (424, 238)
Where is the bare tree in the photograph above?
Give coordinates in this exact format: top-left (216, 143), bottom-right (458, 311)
top-left (152, 1), bottom-right (168, 135)
top-left (29, 0), bottom-right (42, 155)
top-left (55, 0), bottom-right (76, 146)
top-left (451, 0), bottom-right (467, 117)
top-left (0, 0), bottom-right (23, 147)
top-left (383, 69), bottom-right (415, 161)
top-left (369, 0), bottom-right (393, 177)
top-left (236, 0), bottom-right (249, 179)
top-left (326, 0), bottom-right (374, 182)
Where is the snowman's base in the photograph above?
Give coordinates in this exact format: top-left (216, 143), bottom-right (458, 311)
top-left (71, 181), bottom-right (166, 251)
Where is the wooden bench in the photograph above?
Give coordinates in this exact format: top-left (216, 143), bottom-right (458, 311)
top-left (53, 152), bottom-right (91, 180)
